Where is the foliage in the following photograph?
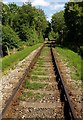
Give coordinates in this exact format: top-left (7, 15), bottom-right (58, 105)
top-left (48, 30), bottom-right (56, 40)
top-left (43, 21), bottom-right (51, 39)
top-left (51, 2), bottom-right (83, 52)
top-left (2, 3), bottom-right (19, 26)
top-left (80, 46), bottom-right (83, 57)
top-left (19, 25), bottom-right (39, 44)
top-left (51, 11), bottom-right (65, 43)
top-left (12, 3), bottom-right (48, 41)
top-left (64, 2), bottom-right (83, 49)
top-left (34, 8), bottom-right (48, 36)
top-left (2, 3), bottom-right (48, 56)
top-left (2, 25), bottom-right (20, 55)
top-left (2, 3), bottom-right (10, 25)
top-left (51, 11), bottom-right (65, 33)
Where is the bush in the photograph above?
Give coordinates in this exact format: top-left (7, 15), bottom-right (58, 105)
top-left (19, 25), bottom-right (42, 45)
top-left (2, 25), bottom-right (21, 55)
top-left (49, 31), bottom-right (56, 40)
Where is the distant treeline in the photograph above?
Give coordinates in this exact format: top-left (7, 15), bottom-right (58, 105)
top-left (2, 2), bottom-right (48, 56)
top-left (50, 1), bottom-right (83, 53)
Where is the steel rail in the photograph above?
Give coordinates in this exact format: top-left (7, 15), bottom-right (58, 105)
top-left (0, 44), bottom-right (44, 119)
top-left (51, 47), bottom-right (77, 120)
top-left (0, 44), bottom-right (77, 119)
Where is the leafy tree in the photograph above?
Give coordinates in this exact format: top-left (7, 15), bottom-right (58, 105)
top-left (51, 11), bottom-right (65, 33)
top-left (12, 3), bottom-right (35, 32)
top-left (44, 21), bottom-right (51, 39)
top-left (48, 30), bottom-right (57, 40)
top-left (34, 8), bottom-right (48, 37)
top-left (8, 3), bottom-right (19, 27)
top-left (12, 3), bottom-right (48, 41)
top-left (2, 3), bottom-right (10, 25)
top-left (51, 11), bottom-right (65, 44)
top-left (19, 25), bottom-right (39, 44)
top-left (2, 2), bottom-right (48, 56)
top-left (64, 2), bottom-right (83, 49)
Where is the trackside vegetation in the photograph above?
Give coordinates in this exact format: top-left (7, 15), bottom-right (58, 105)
top-left (50, 1), bottom-right (82, 82)
top-left (2, 2), bottom-right (48, 56)
top-left (55, 46), bottom-right (81, 81)
top-left (51, 2), bottom-right (83, 53)
top-left (1, 1), bottom-right (83, 82)
top-left (2, 43), bottom-right (41, 73)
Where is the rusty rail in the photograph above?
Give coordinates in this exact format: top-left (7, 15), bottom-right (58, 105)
top-left (0, 44), bottom-right (44, 119)
top-left (51, 47), bottom-right (77, 120)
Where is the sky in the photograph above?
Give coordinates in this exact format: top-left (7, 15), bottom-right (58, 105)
top-left (3, 0), bottom-right (70, 21)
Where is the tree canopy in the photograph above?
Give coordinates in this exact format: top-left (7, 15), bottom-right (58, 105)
top-left (64, 2), bottom-right (83, 47)
top-left (51, 1), bottom-right (83, 52)
top-left (2, 2), bottom-right (48, 56)
top-left (51, 11), bottom-right (65, 33)
top-left (2, 1), bottom-right (83, 56)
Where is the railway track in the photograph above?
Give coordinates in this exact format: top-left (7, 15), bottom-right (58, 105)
top-left (0, 44), bottom-right (78, 119)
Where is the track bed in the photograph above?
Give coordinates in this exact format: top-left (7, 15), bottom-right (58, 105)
top-left (4, 47), bottom-right (64, 119)
top-left (1, 45), bottom-right (81, 120)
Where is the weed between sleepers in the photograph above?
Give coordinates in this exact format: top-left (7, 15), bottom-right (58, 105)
top-left (19, 91), bottom-right (46, 101)
top-left (23, 80), bottom-right (47, 90)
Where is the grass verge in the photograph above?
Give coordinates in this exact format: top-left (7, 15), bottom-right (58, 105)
top-left (1, 43), bottom-right (42, 74)
top-left (55, 46), bottom-right (81, 81)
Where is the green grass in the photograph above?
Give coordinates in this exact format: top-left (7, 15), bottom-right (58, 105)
top-left (31, 70), bottom-right (47, 75)
top-left (34, 66), bottom-right (45, 71)
top-left (32, 58), bottom-right (47, 75)
top-left (37, 60), bottom-right (44, 65)
top-left (41, 47), bottom-right (49, 55)
top-left (1, 43), bottom-right (42, 73)
top-left (19, 91), bottom-right (45, 101)
top-left (31, 75), bottom-right (48, 81)
top-left (23, 80), bottom-right (47, 90)
top-left (19, 91), bottom-right (33, 101)
top-left (55, 46), bottom-right (81, 80)
top-left (37, 58), bottom-right (44, 61)
top-left (0, 59), bottom-right (2, 70)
